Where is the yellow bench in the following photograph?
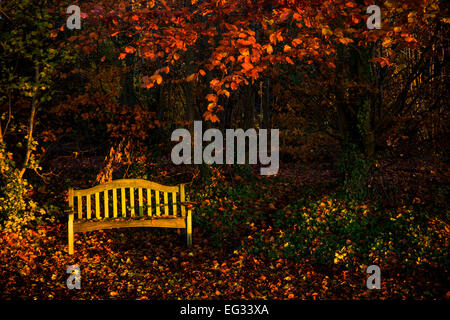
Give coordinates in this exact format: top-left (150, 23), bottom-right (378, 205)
top-left (67, 179), bottom-right (192, 254)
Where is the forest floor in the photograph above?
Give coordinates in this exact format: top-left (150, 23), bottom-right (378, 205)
top-left (0, 157), bottom-right (448, 300)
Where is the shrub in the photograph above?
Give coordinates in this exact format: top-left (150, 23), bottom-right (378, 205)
top-left (0, 143), bottom-right (44, 232)
top-left (337, 144), bottom-right (373, 201)
top-left (193, 182), bottom-right (262, 248)
top-left (244, 196), bottom-right (449, 269)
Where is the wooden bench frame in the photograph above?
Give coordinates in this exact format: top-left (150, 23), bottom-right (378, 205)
top-left (67, 179), bottom-right (192, 254)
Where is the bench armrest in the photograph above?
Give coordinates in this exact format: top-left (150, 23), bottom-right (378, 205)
top-left (180, 200), bottom-right (196, 211)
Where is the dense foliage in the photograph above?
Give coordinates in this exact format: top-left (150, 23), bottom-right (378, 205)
top-left (0, 0), bottom-right (448, 299)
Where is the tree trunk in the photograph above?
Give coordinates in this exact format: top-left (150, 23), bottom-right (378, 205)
top-left (19, 65), bottom-right (40, 179)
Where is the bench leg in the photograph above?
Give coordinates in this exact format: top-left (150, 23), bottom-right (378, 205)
top-left (186, 209), bottom-right (192, 247)
top-left (68, 213), bottom-right (74, 255)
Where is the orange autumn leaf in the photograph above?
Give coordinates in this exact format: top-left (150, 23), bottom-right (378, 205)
top-left (339, 37), bottom-right (354, 45)
top-left (206, 94), bottom-right (218, 103)
top-left (286, 57), bottom-right (294, 65)
top-left (210, 79), bottom-right (221, 88)
top-left (204, 111), bottom-right (220, 123)
top-left (345, 1), bottom-right (356, 8)
top-left (242, 62), bottom-right (254, 70)
top-left (382, 38), bottom-right (392, 47)
top-left (186, 73), bottom-right (196, 82)
top-left (151, 74), bottom-right (163, 85)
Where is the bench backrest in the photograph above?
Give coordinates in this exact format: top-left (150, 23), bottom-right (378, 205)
top-left (68, 179), bottom-right (187, 220)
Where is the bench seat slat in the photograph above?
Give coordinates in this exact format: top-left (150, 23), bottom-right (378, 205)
top-left (77, 195), bottom-right (82, 219)
top-left (130, 187), bottom-right (135, 217)
top-left (172, 192), bottom-right (177, 217)
top-left (113, 189), bottom-right (118, 218)
top-left (164, 192), bottom-right (169, 216)
top-left (95, 192), bottom-right (100, 219)
top-left (87, 195), bottom-right (91, 219)
top-left (138, 188), bottom-right (143, 217)
top-left (73, 218), bottom-right (187, 233)
top-left (147, 189), bottom-right (152, 217)
top-left (104, 190), bottom-right (109, 218)
top-left (180, 184), bottom-right (186, 218)
top-left (155, 191), bottom-right (160, 216)
top-left (121, 188), bottom-right (126, 218)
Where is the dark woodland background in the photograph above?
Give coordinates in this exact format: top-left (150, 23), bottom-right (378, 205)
top-left (0, 0), bottom-right (448, 299)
